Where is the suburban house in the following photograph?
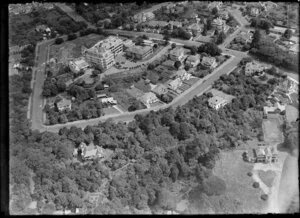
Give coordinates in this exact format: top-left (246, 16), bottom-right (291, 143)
top-left (187, 23), bottom-right (203, 35)
top-left (263, 102), bottom-right (286, 119)
top-left (151, 84), bottom-right (168, 96)
top-left (175, 69), bottom-right (191, 81)
top-left (167, 78), bottom-right (183, 90)
top-left (125, 45), bottom-right (153, 60)
top-left (185, 54), bottom-right (200, 67)
top-left (35, 24), bottom-right (48, 32)
top-left (208, 96), bottom-right (229, 110)
top-left (270, 26), bottom-right (296, 35)
top-left (133, 12), bottom-right (155, 23)
top-left (69, 58), bottom-right (90, 74)
top-left (208, 1), bottom-right (223, 11)
top-left (253, 146), bottom-right (278, 163)
top-left (218, 10), bottom-right (229, 20)
top-left (201, 56), bottom-right (217, 69)
top-left (212, 17), bottom-right (229, 33)
top-left (75, 142), bottom-right (105, 161)
top-left (169, 47), bottom-right (185, 62)
top-left (250, 7), bottom-right (260, 17)
top-left (47, 96), bottom-right (61, 109)
top-left (56, 98), bottom-right (72, 111)
top-left (162, 60), bottom-right (176, 70)
top-left (100, 97), bottom-right (117, 105)
top-left (138, 92), bottom-right (159, 108)
top-left (245, 62), bottom-right (265, 76)
top-left (236, 31), bottom-right (253, 44)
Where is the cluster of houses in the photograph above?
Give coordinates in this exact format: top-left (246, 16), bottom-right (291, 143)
top-left (9, 2), bottom-right (54, 15)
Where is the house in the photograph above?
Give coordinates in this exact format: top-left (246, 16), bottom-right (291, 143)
top-left (208, 1), bottom-right (223, 11)
top-left (100, 97), bottom-right (117, 105)
top-left (138, 92), bottom-right (159, 108)
top-left (167, 78), bottom-right (182, 90)
top-left (35, 24), bottom-right (48, 32)
top-left (263, 102), bottom-right (286, 118)
top-left (259, 1), bottom-right (278, 12)
top-left (147, 20), bottom-right (168, 29)
top-left (123, 39), bottom-right (134, 48)
top-left (187, 23), bottom-right (203, 35)
top-left (47, 96), bottom-right (62, 108)
top-left (212, 17), bottom-right (229, 33)
top-left (201, 56), bottom-right (217, 69)
top-left (69, 58), bottom-right (89, 74)
top-left (185, 54), bottom-right (200, 67)
top-left (218, 11), bottom-right (229, 20)
top-left (254, 146), bottom-right (278, 163)
top-left (208, 96), bottom-right (229, 110)
top-left (161, 60), bottom-right (176, 70)
top-left (245, 62), bottom-right (265, 76)
top-left (78, 142), bottom-right (104, 161)
top-left (175, 69), bottom-right (191, 81)
top-left (277, 76), bottom-right (299, 94)
top-left (168, 21), bottom-right (182, 30)
top-left (250, 7), bottom-right (260, 17)
top-left (152, 84), bottom-right (168, 96)
top-left (236, 31), bottom-right (253, 44)
top-left (169, 47), bottom-right (185, 62)
top-left (57, 98), bottom-right (72, 111)
top-left (270, 26), bottom-right (296, 35)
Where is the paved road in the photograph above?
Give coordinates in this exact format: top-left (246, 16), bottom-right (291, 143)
top-left (37, 53), bottom-right (244, 133)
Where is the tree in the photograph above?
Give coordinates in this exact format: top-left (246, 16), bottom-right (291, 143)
top-left (55, 38), bottom-right (64, 45)
top-left (216, 31), bottom-right (226, 45)
top-left (174, 60), bottom-right (182, 70)
top-left (163, 34), bottom-right (170, 45)
top-left (190, 46), bottom-right (197, 55)
top-left (251, 29), bottom-right (261, 48)
top-left (283, 29), bottom-right (292, 40)
top-left (92, 69), bottom-right (101, 77)
top-left (171, 43), bottom-right (176, 49)
top-left (212, 7), bottom-right (218, 15)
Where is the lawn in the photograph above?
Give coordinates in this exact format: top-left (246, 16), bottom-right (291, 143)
top-left (111, 91), bottom-right (136, 111)
top-left (50, 34), bottom-right (106, 64)
top-left (262, 118), bottom-right (283, 143)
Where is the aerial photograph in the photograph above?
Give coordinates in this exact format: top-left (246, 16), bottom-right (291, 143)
top-left (8, 1), bottom-right (299, 215)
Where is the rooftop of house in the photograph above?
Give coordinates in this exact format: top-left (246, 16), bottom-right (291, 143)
top-left (70, 58), bottom-right (89, 69)
top-left (202, 56), bottom-right (216, 64)
top-left (186, 54), bottom-right (200, 62)
top-left (169, 47), bottom-right (184, 56)
top-left (167, 77), bottom-right (182, 86)
top-left (139, 92), bottom-right (157, 101)
top-left (56, 98), bottom-right (72, 108)
top-left (126, 45), bottom-right (153, 55)
top-left (168, 21), bottom-right (182, 27)
top-left (245, 61), bottom-right (265, 71)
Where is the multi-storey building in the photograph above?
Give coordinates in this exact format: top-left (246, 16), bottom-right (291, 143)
top-left (82, 36), bottom-right (123, 70)
top-left (125, 45), bottom-right (153, 60)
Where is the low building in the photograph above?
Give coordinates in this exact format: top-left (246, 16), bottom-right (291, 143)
top-left (138, 92), bottom-right (159, 108)
top-left (151, 84), bottom-right (168, 96)
top-left (208, 96), bottom-right (229, 110)
top-left (218, 10), bottom-right (229, 20)
top-left (57, 98), bottom-right (72, 111)
top-left (162, 60), bottom-right (176, 70)
top-left (270, 26), bottom-right (296, 35)
top-left (185, 54), bottom-right (200, 67)
top-left (236, 31), bottom-right (253, 44)
top-left (167, 78), bottom-right (182, 90)
top-left (169, 47), bottom-right (185, 62)
top-left (125, 45), bottom-right (153, 60)
top-left (201, 56), bottom-right (217, 69)
top-left (277, 76), bottom-right (299, 94)
top-left (69, 58), bottom-right (89, 74)
top-left (245, 62), bottom-right (265, 76)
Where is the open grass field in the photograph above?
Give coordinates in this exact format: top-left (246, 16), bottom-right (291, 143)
top-left (50, 34), bottom-right (105, 64)
top-left (207, 148), bottom-right (267, 214)
top-left (262, 118), bottom-right (283, 143)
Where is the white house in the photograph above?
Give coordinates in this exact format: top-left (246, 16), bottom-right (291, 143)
top-left (208, 96), bottom-right (229, 110)
top-left (245, 62), bottom-right (265, 76)
top-left (138, 92), bottom-right (159, 108)
top-left (167, 78), bottom-right (182, 90)
top-left (69, 58), bottom-right (90, 74)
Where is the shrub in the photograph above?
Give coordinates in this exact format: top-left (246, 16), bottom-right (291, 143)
top-left (55, 38), bottom-right (64, 44)
top-left (247, 172), bottom-right (253, 177)
top-left (261, 194), bottom-right (268, 201)
top-left (253, 182), bottom-right (260, 188)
